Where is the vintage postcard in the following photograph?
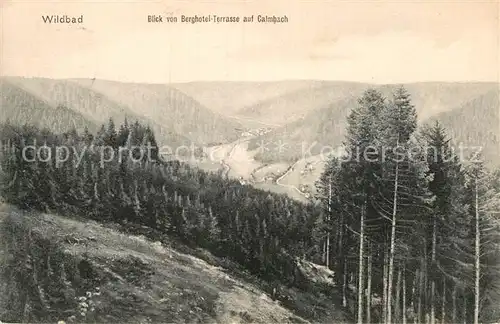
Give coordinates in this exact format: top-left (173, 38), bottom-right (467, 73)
top-left (0, 1), bottom-right (499, 323)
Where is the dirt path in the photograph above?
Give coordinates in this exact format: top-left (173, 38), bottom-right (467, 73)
top-left (220, 139), bottom-right (240, 178)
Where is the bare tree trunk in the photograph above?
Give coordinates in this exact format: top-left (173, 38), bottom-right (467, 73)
top-left (343, 257), bottom-right (348, 307)
top-left (366, 253), bottom-right (372, 324)
top-left (452, 286), bottom-right (457, 324)
top-left (410, 270), bottom-right (415, 319)
top-left (417, 257), bottom-right (425, 324)
top-left (387, 162), bottom-right (399, 324)
top-left (338, 213), bottom-right (347, 308)
top-left (431, 215), bottom-right (437, 324)
top-left (383, 247), bottom-right (389, 324)
top-left (326, 232), bottom-right (330, 268)
top-left (423, 244), bottom-right (429, 324)
top-left (474, 178), bottom-right (480, 324)
top-left (441, 280), bottom-right (446, 324)
top-left (413, 268), bottom-right (420, 324)
top-left (326, 176), bottom-right (332, 268)
top-left (403, 264), bottom-right (407, 324)
top-left (395, 268), bottom-right (402, 322)
top-left (463, 293), bottom-right (467, 324)
top-left (357, 203), bottom-right (365, 324)
top-left (322, 240), bottom-right (327, 265)
top-left (430, 283), bottom-right (435, 324)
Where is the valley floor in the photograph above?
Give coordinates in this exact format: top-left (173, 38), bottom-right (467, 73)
top-left (194, 137), bottom-right (329, 202)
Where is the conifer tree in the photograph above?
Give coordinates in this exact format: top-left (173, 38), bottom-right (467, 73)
top-left (106, 118), bottom-right (118, 148)
top-left (375, 87), bottom-right (431, 324)
top-left (423, 122), bottom-right (471, 324)
top-left (318, 88), bottom-right (386, 321)
top-left (465, 160), bottom-right (500, 324)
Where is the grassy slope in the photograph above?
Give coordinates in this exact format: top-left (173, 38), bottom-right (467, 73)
top-left (0, 204), bottom-right (348, 323)
top-left (237, 82), bottom-right (367, 126)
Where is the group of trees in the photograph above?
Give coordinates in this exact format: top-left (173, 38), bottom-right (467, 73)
top-left (0, 118), bottom-right (323, 285)
top-left (316, 87), bottom-right (500, 323)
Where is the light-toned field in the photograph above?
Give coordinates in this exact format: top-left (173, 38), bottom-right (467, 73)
top-left (278, 155), bottom-right (327, 192)
top-left (193, 139), bottom-right (262, 179)
top-left (225, 141), bottom-right (262, 179)
top-left (204, 143), bottom-right (234, 161)
top-left (193, 141), bottom-right (330, 203)
top-left (252, 163), bottom-right (291, 182)
top-left (189, 131), bottom-right (336, 203)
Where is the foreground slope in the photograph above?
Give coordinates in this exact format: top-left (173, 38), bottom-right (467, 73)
top-left (0, 204), bottom-right (347, 323)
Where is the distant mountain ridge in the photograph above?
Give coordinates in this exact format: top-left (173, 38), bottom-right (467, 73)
top-left (237, 82), bottom-right (369, 126)
top-left (427, 89), bottom-right (499, 164)
top-left (247, 96), bottom-right (358, 162)
top-left (1, 77), bottom-right (244, 148)
top-left (380, 82), bottom-right (498, 120)
top-left (246, 82), bottom-right (499, 164)
top-left (171, 80), bottom-right (334, 116)
top-left (71, 79), bottom-right (243, 145)
top-left (0, 80), bottom-right (98, 134)
top-left (2, 77), bottom-right (498, 165)
top-left (173, 80), bottom-right (497, 130)
top-left (2, 77), bottom-right (194, 149)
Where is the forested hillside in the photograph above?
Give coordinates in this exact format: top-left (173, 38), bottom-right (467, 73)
top-left (172, 80), bottom-right (326, 116)
top-left (247, 97), bottom-right (357, 162)
top-left (237, 82), bottom-right (367, 126)
top-left (172, 81), bottom-right (496, 124)
top-left (380, 82), bottom-right (497, 120)
top-left (315, 87), bottom-right (500, 324)
top-left (1, 85), bottom-right (499, 324)
top-left (0, 81), bottom-right (98, 134)
top-left (428, 90), bottom-right (499, 164)
top-left (2, 77), bottom-right (241, 149)
top-left (72, 79), bottom-right (243, 145)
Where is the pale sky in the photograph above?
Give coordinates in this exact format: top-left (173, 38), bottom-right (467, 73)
top-left (1, 0), bottom-right (499, 83)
